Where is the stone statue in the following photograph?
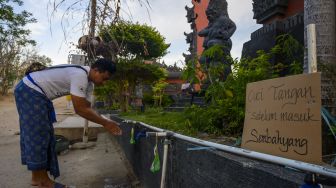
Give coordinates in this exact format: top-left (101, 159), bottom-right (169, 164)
top-left (252, 0), bottom-right (288, 22)
top-left (198, 0), bottom-right (236, 79)
top-left (199, 0), bottom-right (236, 54)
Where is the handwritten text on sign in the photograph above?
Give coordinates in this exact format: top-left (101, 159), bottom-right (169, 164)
top-left (241, 73), bottom-right (322, 164)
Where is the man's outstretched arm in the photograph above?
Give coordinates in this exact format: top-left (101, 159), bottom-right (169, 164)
top-left (71, 94), bottom-right (122, 135)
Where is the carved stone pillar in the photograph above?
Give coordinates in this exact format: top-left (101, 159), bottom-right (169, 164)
top-left (184, 5), bottom-right (198, 63)
top-left (304, 0), bottom-right (336, 113)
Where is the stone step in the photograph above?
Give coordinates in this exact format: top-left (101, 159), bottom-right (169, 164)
top-left (170, 95), bottom-right (206, 108)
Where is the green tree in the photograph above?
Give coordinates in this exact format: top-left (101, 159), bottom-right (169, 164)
top-left (0, 0), bottom-right (36, 95)
top-left (100, 21), bottom-right (170, 60)
top-left (152, 78), bottom-right (168, 107)
top-left (95, 22), bottom-right (169, 112)
top-left (95, 59), bottom-right (167, 112)
top-left (0, 0), bottom-right (36, 45)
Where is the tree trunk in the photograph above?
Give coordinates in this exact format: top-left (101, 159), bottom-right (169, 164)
top-left (88, 0), bottom-right (97, 61)
top-left (159, 92), bottom-right (162, 107)
top-left (304, 0), bottom-right (336, 114)
top-left (125, 89), bottom-right (129, 112)
top-left (118, 82), bottom-right (126, 112)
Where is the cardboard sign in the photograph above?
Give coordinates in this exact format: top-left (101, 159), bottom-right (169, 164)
top-left (241, 73), bottom-right (322, 164)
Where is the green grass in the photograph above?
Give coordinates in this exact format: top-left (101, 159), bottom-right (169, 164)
top-left (120, 108), bottom-right (197, 136)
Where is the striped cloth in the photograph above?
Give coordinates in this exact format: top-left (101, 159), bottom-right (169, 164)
top-left (14, 80), bottom-right (60, 178)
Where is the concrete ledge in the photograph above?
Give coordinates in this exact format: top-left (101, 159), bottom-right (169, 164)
top-left (54, 116), bottom-right (105, 141)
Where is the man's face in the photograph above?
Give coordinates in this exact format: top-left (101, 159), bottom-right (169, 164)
top-left (91, 68), bottom-right (111, 86)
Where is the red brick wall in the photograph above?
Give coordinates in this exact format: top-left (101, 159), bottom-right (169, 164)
top-left (264, 0), bottom-right (304, 24)
top-left (192, 0), bottom-right (209, 56)
top-left (286, 0), bottom-right (304, 17)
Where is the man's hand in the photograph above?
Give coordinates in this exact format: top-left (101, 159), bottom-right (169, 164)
top-left (71, 95), bottom-right (122, 135)
top-left (104, 120), bottom-right (122, 135)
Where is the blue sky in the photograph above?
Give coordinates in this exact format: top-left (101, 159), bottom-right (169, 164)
top-left (20, 0), bottom-right (261, 66)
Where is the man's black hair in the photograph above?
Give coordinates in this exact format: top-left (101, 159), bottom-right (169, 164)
top-left (91, 58), bottom-right (116, 75)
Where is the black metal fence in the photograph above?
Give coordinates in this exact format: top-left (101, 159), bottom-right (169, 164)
top-left (110, 115), bottom-right (305, 188)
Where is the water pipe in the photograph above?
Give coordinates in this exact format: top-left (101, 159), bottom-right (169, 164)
top-left (307, 23), bottom-right (317, 73)
top-left (146, 131), bottom-right (173, 188)
top-left (119, 119), bottom-right (336, 178)
top-left (161, 139), bottom-right (170, 188)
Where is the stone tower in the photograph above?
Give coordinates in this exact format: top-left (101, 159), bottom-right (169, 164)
top-left (184, 0), bottom-right (209, 64)
top-left (242, 0), bottom-right (304, 60)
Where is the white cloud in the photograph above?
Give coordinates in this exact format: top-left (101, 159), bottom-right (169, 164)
top-left (22, 0), bottom-right (88, 64)
top-left (227, 0), bottom-right (262, 59)
top-left (26, 22), bottom-right (48, 37)
top-left (119, 0), bottom-right (192, 65)
top-left (228, 0), bottom-right (255, 24)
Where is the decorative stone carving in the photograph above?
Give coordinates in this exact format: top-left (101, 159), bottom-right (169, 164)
top-left (190, 22), bottom-right (196, 30)
top-left (184, 32), bottom-right (194, 44)
top-left (185, 6), bottom-right (197, 23)
top-left (252, 0), bottom-right (288, 24)
top-left (189, 45), bottom-right (195, 53)
top-left (184, 4), bottom-right (199, 64)
top-left (183, 53), bottom-right (192, 63)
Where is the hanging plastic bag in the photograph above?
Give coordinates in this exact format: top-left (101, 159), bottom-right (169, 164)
top-left (130, 127), bottom-right (135, 144)
top-left (150, 138), bottom-right (160, 173)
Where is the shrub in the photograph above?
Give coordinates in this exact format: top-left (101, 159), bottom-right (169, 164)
top-left (183, 34), bottom-right (303, 136)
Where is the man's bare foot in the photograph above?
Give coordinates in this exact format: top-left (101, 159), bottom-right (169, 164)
top-left (32, 180), bottom-right (66, 188)
top-left (32, 170), bottom-right (55, 188)
top-left (31, 181), bottom-right (38, 186)
top-left (37, 180), bottom-right (54, 188)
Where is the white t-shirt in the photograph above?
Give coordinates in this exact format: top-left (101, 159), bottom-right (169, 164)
top-left (23, 65), bottom-right (93, 101)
